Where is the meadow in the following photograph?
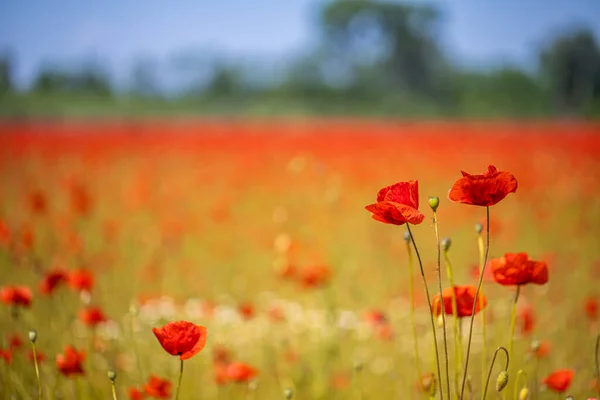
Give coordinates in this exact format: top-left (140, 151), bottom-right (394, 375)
top-left (0, 119), bottom-right (599, 399)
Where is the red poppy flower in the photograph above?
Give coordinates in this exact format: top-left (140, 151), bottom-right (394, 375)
top-left (56, 346), bottom-right (86, 377)
top-left (68, 182), bottom-right (93, 217)
top-left (0, 348), bottom-right (12, 365)
top-left (298, 265), bottom-right (332, 289)
top-left (585, 297), bottom-right (598, 321)
top-left (212, 346), bottom-right (232, 365)
top-left (448, 165), bottom-right (517, 206)
top-left (365, 180), bottom-right (425, 225)
top-left (238, 303), bottom-right (255, 320)
top-left (7, 334), bottom-right (23, 350)
top-left (363, 309), bottom-right (387, 327)
top-left (28, 190), bottom-right (47, 215)
top-left (27, 350), bottom-right (47, 364)
top-left (68, 269), bottom-right (94, 292)
top-left (128, 387), bottom-right (145, 400)
top-left (489, 253), bottom-right (548, 286)
top-left (79, 306), bottom-right (108, 327)
top-left (143, 375), bottom-right (171, 398)
top-left (1, 285), bottom-right (33, 308)
top-left (542, 369), bottom-right (574, 393)
top-left (39, 269), bottom-right (69, 295)
top-left (226, 362), bottom-right (259, 383)
top-left (213, 362), bottom-right (229, 385)
top-left (0, 219), bottom-right (10, 247)
top-left (431, 285), bottom-right (487, 318)
top-left (152, 321), bottom-right (208, 360)
top-left (518, 305), bottom-right (535, 335)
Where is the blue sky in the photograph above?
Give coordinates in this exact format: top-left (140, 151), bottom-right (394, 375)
top-left (1, 0), bottom-right (599, 90)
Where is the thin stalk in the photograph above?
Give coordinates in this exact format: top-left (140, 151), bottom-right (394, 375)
top-left (175, 359), bottom-right (184, 400)
top-left (507, 286), bottom-right (521, 360)
top-left (406, 238), bottom-right (423, 389)
top-left (443, 249), bottom-right (463, 393)
top-left (477, 232), bottom-right (488, 391)
top-left (595, 333), bottom-right (599, 398)
top-left (482, 347), bottom-right (509, 400)
top-left (460, 206), bottom-right (491, 400)
top-left (32, 342), bottom-right (42, 399)
top-left (111, 382), bottom-right (118, 400)
top-left (433, 212), bottom-right (451, 400)
top-left (406, 224), bottom-right (444, 400)
top-left (512, 370), bottom-right (527, 400)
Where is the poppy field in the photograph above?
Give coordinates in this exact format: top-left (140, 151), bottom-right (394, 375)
top-left (0, 120), bottom-right (599, 400)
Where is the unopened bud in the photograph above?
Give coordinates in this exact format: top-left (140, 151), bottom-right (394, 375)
top-left (428, 196), bottom-right (439, 212)
top-left (530, 340), bottom-right (540, 353)
top-left (28, 330), bottom-right (37, 343)
top-left (436, 314), bottom-right (444, 328)
top-left (496, 371), bottom-right (509, 392)
top-left (441, 237), bottom-right (451, 252)
top-left (108, 370), bottom-right (117, 382)
top-left (565, 396), bottom-right (574, 400)
top-left (475, 223), bottom-right (483, 235)
top-left (283, 388), bottom-right (294, 399)
top-left (518, 387), bottom-right (529, 400)
top-left (403, 231), bottom-right (411, 243)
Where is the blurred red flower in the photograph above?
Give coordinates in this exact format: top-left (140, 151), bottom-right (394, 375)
top-left (1, 285), bottom-right (33, 308)
top-left (238, 303), bottom-right (255, 320)
top-left (27, 349), bottom-right (47, 364)
top-left (226, 362), bottom-right (258, 383)
top-left (68, 269), bottom-right (94, 292)
top-left (68, 182), bottom-right (93, 217)
top-left (27, 190), bottom-right (47, 215)
top-left (7, 334), bottom-right (23, 350)
top-left (79, 306), bottom-right (108, 327)
top-left (489, 253), bottom-right (548, 286)
top-left (299, 265), bottom-right (332, 289)
top-left (143, 375), bottom-right (171, 398)
top-left (431, 285), bottom-right (487, 318)
top-left (56, 346), bottom-right (85, 377)
top-left (448, 165), bottom-right (517, 206)
top-left (0, 348), bottom-right (12, 365)
top-left (542, 369), bottom-right (574, 393)
top-left (128, 387), bottom-right (145, 400)
top-left (213, 362), bottom-right (229, 385)
top-left (365, 180), bottom-right (425, 225)
top-left (39, 269), bottom-right (69, 295)
top-left (152, 321), bottom-right (207, 360)
top-left (518, 305), bottom-right (536, 335)
top-left (0, 219), bottom-right (10, 247)
top-left (585, 297), bottom-right (598, 321)
top-left (532, 340), bottom-right (551, 358)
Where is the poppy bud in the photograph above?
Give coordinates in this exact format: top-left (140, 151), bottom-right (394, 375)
top-left (518, 387), bottom-right (529, 400)
top-left (284, 388), bottom-right (294, 399)
top-left (496, 371), bottom-right (509, 392)
top-left (403, 231), bottom-right (411, 243)
top-left (441, 237), bottom-right (451, 252)
top-left (108, 369), bottom-right (117, 382)
top-left (475, 223), bottom-right (483, 235)
top-left (530, 340), bottom-right (540, 353)
top-left (428, 196), bottom-right (439, 212)
top-left (565, 396), bottom-right (574, 400)
top-left (28, 330), bottom-right (37, 343)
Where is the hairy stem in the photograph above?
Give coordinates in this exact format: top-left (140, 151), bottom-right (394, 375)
top-left (433, 212), bottom-right (451, 400)
top-left (175, 359), bottom-right (184, 400)
top-left (460, 206), bottom-right (490, 399)
top-left (482, 347), bottom-right (509, 400)
top-left (406, 239), bottom-right (423, 389)
top-left (406, 224), bottom-right (444, 400)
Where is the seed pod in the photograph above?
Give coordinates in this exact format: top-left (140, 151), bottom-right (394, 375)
top-left (496, 371), bottom-right (509, 392)
top-left (28, 330), bottom-right (37, 343)
top-left (518, 387), bottom-right (529, 400)
top-left (108, 370), bottom-right (117, 382)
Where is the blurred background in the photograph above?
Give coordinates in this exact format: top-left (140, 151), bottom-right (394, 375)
top-left (1, 0), bottom-right (600, 118)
